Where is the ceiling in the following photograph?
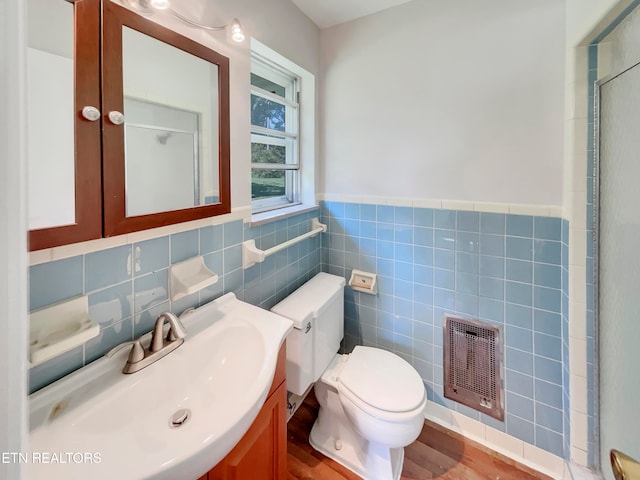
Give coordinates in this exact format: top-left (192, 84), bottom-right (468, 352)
top-left (290, 0), bottom-right (414, 29)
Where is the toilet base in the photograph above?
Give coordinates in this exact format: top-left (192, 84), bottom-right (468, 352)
top-left (309, 360), bottom-right (406, 480)
top-left (309, 420), bottom-right (404, 480)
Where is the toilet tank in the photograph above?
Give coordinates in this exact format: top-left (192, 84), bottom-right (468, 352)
top-left (271, 273), bottom-right (345, 395)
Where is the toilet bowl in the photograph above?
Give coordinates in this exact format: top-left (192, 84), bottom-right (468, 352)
top-left (337, 346), bottom-right (426, 448)
top-left (271, 273), bottom-right (426, 480)
top-left (310, 348), bottom-right (426, 480)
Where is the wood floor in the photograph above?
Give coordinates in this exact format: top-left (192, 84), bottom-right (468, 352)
top-left (287, 392), bottom-right (552, 480)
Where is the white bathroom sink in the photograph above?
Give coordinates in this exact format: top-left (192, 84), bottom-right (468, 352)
top-left (28, 293), bottom-right (293, 480)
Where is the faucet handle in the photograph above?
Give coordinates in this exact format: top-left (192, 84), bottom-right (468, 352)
top-left (106, 341), bottom-right (136, 358)
top-left (127, 340), bottom-right (145, 364)
top-left (167, 327), bottom-right (179, 342)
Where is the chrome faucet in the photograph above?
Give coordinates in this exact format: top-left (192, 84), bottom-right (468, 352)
top-left (107, 312), bottom-right (187, 374)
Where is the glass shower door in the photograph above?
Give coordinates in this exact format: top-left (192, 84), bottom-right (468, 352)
top-left (597, 60), bottom-right (640, 480)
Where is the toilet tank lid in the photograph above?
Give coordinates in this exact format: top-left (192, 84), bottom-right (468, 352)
top-left (271, 273), bottom-right (345, 329)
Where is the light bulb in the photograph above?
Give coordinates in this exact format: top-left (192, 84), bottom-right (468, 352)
top-left (230, 18), bottom-right (245, 43)
top-left (150, 0), bottom-right (170, 10)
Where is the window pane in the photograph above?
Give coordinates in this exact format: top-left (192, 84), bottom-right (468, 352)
top-left (252, 169), bottom-right (286, 200)
top-left (250, 52), bottom-right (303, 213)
top-left (252, 142), bottom-right (286, 164)
top-left (251, 94), bottom-right (285, 131)
top-left (251, 73), bottom-right (286, 98)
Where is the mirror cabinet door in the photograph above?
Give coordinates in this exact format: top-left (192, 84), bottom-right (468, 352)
top-left (101, 1), bottom-right (231, 237)
top-left (27, 0), bottom-right (102, 251)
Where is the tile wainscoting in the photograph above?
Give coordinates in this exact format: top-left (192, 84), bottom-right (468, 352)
top-left (28, 199), bottom-right (571, 468)
top-left (28, 210), bottom-right (321, 392)
top-left (319, 200), bottom-right (570, 460)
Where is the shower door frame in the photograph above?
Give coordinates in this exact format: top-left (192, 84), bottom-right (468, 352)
top-left (592, 57), bottom-right (640, 475)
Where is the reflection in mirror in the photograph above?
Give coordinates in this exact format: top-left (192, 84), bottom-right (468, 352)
top-left (125, 98), bottom-right (199, 216)
top-left (121, 26), bottom-right (219, 218)
top-left (27, 0), bottom-right (75, 229)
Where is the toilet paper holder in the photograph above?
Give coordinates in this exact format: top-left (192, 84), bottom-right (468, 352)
top-left (349, 270), bottom-right (378, 295)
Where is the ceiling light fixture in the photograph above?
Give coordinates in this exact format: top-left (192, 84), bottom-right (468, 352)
top-left (124, 0), bottom-right (245, 43)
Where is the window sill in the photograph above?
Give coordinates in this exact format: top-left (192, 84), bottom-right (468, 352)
top-left (250, 203), bottom-right (319, 227)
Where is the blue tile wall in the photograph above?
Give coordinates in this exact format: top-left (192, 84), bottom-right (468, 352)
top-left (320, 201), bottom-right (567, 458)
top-left (30, 257), bottom-right (84, 311)
top-left (28, 210), bottom-right (321, 393)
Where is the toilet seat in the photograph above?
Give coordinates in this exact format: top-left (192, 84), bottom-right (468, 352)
top-left (338, 382), bottom-right (426, 424)
top-left (337, 346), bottom-right (426, 418)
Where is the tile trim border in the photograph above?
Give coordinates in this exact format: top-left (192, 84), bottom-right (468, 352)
top-left (318, 194), bottom-right (565, 219)
top-left (32, 196), bottom-right (566, 267)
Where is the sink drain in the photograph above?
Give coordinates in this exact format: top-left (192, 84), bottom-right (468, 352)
top-left (169, 408), bottom-right (191, 428)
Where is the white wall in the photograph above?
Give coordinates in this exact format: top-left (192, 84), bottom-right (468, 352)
top-left (1, 0), bottom-right (28, 477)
top-left (320, 0), bottom-right (566, 206)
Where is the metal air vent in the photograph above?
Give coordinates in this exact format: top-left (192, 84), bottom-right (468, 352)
top-left (443, 315), bottom-right (504, 420)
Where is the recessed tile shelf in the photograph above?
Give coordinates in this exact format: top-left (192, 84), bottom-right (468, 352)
top-left (169, 255), bottom-right (219, 301)
top-left (30, 296), bottom-right (99, 366)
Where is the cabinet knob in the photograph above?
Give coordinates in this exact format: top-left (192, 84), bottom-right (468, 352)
top-left (108, 111), bottom-right (125, 125)
top-left (81, 106), bottom-right (101, 122)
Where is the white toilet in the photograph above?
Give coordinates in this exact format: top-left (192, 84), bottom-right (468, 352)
top-left (272, 273), bottom-right (426, 480)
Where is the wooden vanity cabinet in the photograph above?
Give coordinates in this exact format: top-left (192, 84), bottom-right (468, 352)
top-left (200, 343), bottom-right (287, 480)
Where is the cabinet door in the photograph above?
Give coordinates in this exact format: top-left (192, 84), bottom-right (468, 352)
top-left (209, 381), bottom-right (287, 480)
top-left (101, 1), bottom-right (231, 237)
top-left (27, 0), bottom-right (102, 250)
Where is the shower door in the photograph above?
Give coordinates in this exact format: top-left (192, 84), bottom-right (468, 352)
top-left (597, 60), bottom-right (640, 479)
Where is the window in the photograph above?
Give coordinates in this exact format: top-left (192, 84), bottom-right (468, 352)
top-left (250, 55), bottom-right (300, 212)
top-left (250, 40), bottom-right (315, 218)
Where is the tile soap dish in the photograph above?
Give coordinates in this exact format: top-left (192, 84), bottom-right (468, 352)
top-left (30, 296), bottom-right (99, 366)
top-left (170, 255), bottom-right (219, 301)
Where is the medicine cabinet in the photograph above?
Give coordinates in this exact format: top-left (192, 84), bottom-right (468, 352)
top-left (27, 0), bottom-right (231, 251)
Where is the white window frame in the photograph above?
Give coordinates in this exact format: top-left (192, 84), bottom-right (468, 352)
top-left (250, 39), bottom-right (315, 220)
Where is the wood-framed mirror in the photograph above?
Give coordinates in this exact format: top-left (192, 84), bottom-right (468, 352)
top-left (101, 1), bottom-right (231, 236)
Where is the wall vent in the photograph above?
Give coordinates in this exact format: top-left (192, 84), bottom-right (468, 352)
top-left (443, 315), bottom-right (504, 420)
